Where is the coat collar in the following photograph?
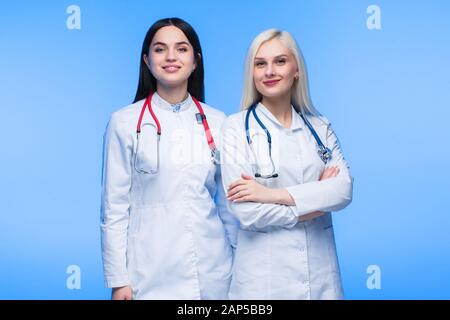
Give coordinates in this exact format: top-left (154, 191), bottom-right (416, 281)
top-left (256, 102), bottom-right (303, 131)
top-left (251, 102), bottom-right (329, 138)
top-left (152, 92), bottom-right (193, 113)
top-left (255, 102), bottom-right (329, 130)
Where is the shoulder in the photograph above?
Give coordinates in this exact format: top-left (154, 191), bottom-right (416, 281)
top-left (109, 99), bottom-right (144, 126)
top-left (198, 102), bottom-right (227, 123)
top-left (222, 110), bottom-right (247, 130)
top-left (107, 99), bottom-right (145, 135)
top-left (305, 113), bottom-right (331, 128)
top-left (218, 110), bottom-right (248, 149)
top-left (302, 113), bottom-right (334, 144)
top-left (110, 99), bottom-right (144, 123)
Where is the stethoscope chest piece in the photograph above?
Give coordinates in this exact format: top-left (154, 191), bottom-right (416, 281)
top-left (317, 145), bottom-right (332, 164)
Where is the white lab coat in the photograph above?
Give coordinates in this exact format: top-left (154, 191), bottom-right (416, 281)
top-left (101, 92), bottom-right (237, 299)
top-left (220, 102), bottom-right (353, 300)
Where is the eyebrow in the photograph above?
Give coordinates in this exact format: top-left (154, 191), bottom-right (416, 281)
top-left (254, 54), bottom-right (289, 60)
top-left (152, 41), bottom-right (190, 47)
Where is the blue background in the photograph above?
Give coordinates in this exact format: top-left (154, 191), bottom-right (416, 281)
top-left (0, 0), bottom-right (449, 299)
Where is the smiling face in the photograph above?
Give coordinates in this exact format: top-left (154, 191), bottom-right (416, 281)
top-left (253, 38), bottom-right (299, 100)
top-left (144, 26), bottom-right (197, 89)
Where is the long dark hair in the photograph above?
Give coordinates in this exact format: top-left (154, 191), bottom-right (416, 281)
top-left (133, 18), bottom-right (205, 103)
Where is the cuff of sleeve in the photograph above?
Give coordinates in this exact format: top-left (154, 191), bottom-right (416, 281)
top-left (104, 275), bottom-right (130, 288)
top-left (286, 185), bottom-right (306, 217)
top-left (283, 206), bottom-right (299, 228)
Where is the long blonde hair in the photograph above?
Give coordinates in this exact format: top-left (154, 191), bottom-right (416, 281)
top-left (240, 29), bottom-right (320, 116)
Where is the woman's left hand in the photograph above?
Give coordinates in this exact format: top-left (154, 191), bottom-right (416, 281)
top-left (227, 173), bottom-right (276, 203)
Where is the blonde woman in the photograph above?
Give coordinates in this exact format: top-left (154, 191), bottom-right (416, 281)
top-left (220, 29), bottom-right (353, 299)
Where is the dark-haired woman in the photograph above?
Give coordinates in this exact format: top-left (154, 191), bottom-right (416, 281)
top-left (101, 18), bottom-right (237, 300)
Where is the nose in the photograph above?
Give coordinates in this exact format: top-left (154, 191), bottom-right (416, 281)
top-left (265, 62), bottom-right (275, 78)
top-left (166, 47), bottom-right (177, 62)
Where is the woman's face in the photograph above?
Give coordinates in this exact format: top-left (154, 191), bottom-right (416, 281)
top-left (145, 26), bottom-right (197, 88)
top-left (253, 38), bottom-right (299, 99)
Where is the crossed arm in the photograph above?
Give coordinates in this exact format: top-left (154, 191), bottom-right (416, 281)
top-left (220, 116), bottom-right (353, 230)
top-left (226, 166), bottom-right (341, 222)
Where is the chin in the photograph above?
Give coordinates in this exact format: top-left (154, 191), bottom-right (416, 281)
top-left (258, 88), bottom-right (290, 98)
top-left (157, 76), bottom-right (190, 87)
top-left (260, 89), bottom-right (289, 99)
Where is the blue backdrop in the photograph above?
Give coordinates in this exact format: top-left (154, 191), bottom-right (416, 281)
top-left (1, 0), bottom-right (449, 299)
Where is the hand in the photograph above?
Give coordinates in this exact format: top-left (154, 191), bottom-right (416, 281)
top-left (298, 210), bottom-right (325, 222)
top-left (299, 166), bottom-right (340, 221)
top-left (112, 285), bottom-right (133, 300)
top-left (227, 173), bottom-right (275, 203)
top-left (320, 165), bottom-right (340, 180)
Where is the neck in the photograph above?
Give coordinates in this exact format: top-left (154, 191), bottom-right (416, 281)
top-left (261, 94), bottom-right (292, 129)
top-left (156, 83), bottom-right (189, 104)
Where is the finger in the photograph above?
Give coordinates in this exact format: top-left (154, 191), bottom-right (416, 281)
top-left (319, 168), bottom-right (325, 180)
top-left (227, 185), bottom-right (247, 198)
top-left (230, 190), bottom-right (250, 202)
top-left (233, 194), bottom-right (252, 203)
top-left (227, 179), bottom-right (245, 190)
top-left (323, 166), bottom-right (339, 180)
top-left (321, 167), bottom-right (333, 180)
top-left (331, 166), bottom-right (340, 177)
top-left (241, 173), bottom-right (253, 180)
top-left (320, 167), bottom-right (332, 178)
top-left (319, 168), bottom-right (326, 180)
top-left (228, 188), bottom-right (248, 201)
top-left (299, 210), bottom-right (325, 222)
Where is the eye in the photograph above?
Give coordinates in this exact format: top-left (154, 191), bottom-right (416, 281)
top-left (255, 61), bottom-right (266, 67)
top-left (275, 58), bottom-right (286, 65)
top-left (154, 47), bottom-right (164, 53)
top-left (177, 47), bottom-right (189, 53)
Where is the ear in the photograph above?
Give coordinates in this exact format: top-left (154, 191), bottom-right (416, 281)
top-left (295, 70), bottom-right (300, 80)
top-left (143, 54), bottom-right (150, 69)
top-left (193, 52), bottom-right (201, 71)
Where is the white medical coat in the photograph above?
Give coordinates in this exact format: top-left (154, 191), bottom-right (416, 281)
top-left (220, 102), bottom-right (353, 299)
top-left (101, 93), bottom-right (237, 299)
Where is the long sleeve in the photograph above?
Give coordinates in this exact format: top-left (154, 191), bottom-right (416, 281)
top-left (214, 167), bottom-right (239, 250)
top-left (100, 113), bottom-right (132, 288)
top-left (286, 122), bottom-right (353, 217)
top-left (220, 117), bottom-right (299, 231)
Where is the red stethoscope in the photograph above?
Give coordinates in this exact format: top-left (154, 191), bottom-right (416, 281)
top-left (134, 92), bottom-right (219, 174)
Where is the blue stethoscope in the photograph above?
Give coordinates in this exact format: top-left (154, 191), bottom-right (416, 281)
top-left (245, 102), bottom-right (332, 179)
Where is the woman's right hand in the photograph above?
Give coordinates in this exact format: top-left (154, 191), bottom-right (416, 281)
top-left (111, 285), bottom-right (133, 300)
top-left (298, 166), bottom-right (340, 222)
